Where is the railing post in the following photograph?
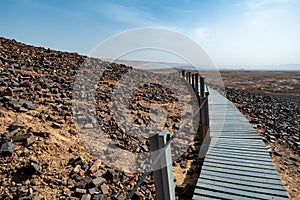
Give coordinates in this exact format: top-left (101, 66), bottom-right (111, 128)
top-left (195, 73), bottom-right (199, 103)
top-left (199, 77), bottom-right (208, 141)
top-left (205, 90), bottom-right (210, 127)
top-left (188, 72), bottom-right (191, 84)
top-left (191, 73), bottom-right (195, 91)
top-left (200, 76), bottom-right (205, 124)
top-left (200, 77), bottom-right (205, 99)
top-left (185, 71), bottom-right (188, 82)
top-left (182, 70), bottom-right (185, 78)
top-left (149, 131), bottom-right (175, 200)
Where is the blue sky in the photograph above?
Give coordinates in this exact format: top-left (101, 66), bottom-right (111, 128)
top-left (1, 0), bottom-right (300, 67)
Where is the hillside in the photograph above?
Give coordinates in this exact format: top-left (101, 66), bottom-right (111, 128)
top-left (0, 37), bottom-right (204, 199)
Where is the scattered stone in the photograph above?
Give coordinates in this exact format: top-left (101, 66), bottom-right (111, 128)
top-left (26, 134), bottom-right (36, 146)
top-left (289, 157), bottom-right (298, 162)
top-left (75, 188), bottom-right (86, 194)
top-left (180, 161), bottom-right (187, 169)
top-left (89, 159), bottom-right (101, 174)
top-left (52, 122), bottom-right (61, 129)
top-left (69, 156), bottom-right (86, 168)
top-left (93, 194), bottom-right (110, 200)
top-left (273, 150), bottom-right (282, 157)
top-left (63, 188), bottom-right (72, 197)
top-left (29, 161), bottom-right (40, 174)
top-left (92, 177), bottom-right (106, 186)
top-left (92, 169), bottom-right (106, 177)
top-left (73, 165), bottom-right (81, 173)
top-left (0, 138), bottom-right (16, 156)
top-left (81, 194), bottom-right (91, 200)
top-left (12, 162), bottom-right (39, 183)
top-left (69, 128), bottom-right (77, 135)
top-left (88, 187), bottom-right (99, 195)
top-left (23, 101), bottom-right (36, 110)
top-left (134, 118), bottom-right (143, 125)
top-left (18, 107), bottom-right (28, 112)
top-left (116, 194), bottom-right (125, 200)
top-left (8, 122), bottom-right (25, 131)
top-left (100, 184), bottom-right (109, 195)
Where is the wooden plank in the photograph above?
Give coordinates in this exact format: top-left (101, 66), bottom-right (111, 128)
top-left (209, 146), bottom-right (269, 154)
top-left (199, 172), bottom-right (286, 191)
top-left (211, 139), bottom-right (266, 146)
top-left (210, 129), bottom-right (258, 133)
top-left (207, 151), bottom-right (272, 162)
top-left (198, 178), bottom-right (288, 197)
top-left (210, 128), bottom-right (257, 132)
top-left (213, 142), bottom-right (267, 148)
top-left (213, 139), bottom-right (265, 145)
top-left (205, 155), bottom-right (275, 167)
top-left (201, 165), bottom-right (281, 180)
top-left (203, 161), bottom-right (278, 175)
top-left (195, 182), bottom-right (288, 200)
top-left (207, 146), bottom-right (270, 158)
top-left (210, 125), bottom-right (255, 129)
top-left (212, 136), bottom-right (262, 140)
top-left (211, 137), bottom-right (264, 142)
top-left (207, 148), bottom-right (270, 157)
top-left (205, 156), bottom-right (275, 169)
top-left (211, 134), bottom-right (262, 139)
top-left (210, 145), bottom-right (268, 152)
top-left (193, 187), bottom-right (254, 200)
top-left (200, 170), bottom-right (285, 186)
top-left (212, 144), bottom-right (267, 151)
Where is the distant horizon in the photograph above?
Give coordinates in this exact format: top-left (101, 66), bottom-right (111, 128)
top-left (2, 35), bottom-right (299, 71)
top-left (110, 58), bottom-right (300, 71)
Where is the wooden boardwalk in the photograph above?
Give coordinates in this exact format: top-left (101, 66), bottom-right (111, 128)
top-left (193, 89), bottom-right (289, 200)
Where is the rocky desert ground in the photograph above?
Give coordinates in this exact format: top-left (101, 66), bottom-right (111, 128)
top-left (0, 37), bottom-right (204, 200)
top-left (0, 37), bottom-right (299, 199)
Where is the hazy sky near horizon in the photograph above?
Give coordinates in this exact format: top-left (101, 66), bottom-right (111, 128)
top-left (1, 0), bottom-right (300, 67)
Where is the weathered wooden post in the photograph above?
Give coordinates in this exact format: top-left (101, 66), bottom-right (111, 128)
top-left (149, 131), bottom-right (175, 200)
top-left (199, 77), bottom-right (208, 141)
top-left (191, 73), bottom-right (195, 91)
top-left (185, 71), bottom-right (188, 82)
top-left (182, 70), bottom-right (185, 78)
top-left (188, 72), bottom-right (191, 84)
top-left (205, 88), bottom-right (210, 127)
top-left (195, 73), bottom-right (200, 104)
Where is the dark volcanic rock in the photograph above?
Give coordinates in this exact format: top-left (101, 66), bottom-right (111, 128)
top-left (12, 162), bottom-right (40, 183)
top-left (0, 137), bottom-right (16, 156)
top-left (226, 88), bottom-right (300, 153)
top-left (22, 101), bottom-right (36, 110)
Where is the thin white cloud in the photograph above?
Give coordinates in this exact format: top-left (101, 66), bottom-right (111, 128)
top-left (194, 27), bottom-right (209, 40)
top-left (244, 0), bottom-right (293, 28)
top-left (246, 0), bottom-right (294, 8)
top-left (246, 8), bottom-right (282, 27)
top-left (167, 7), bottom-right (193, 14)
top-left (103, 3), bottom-right (158, 26)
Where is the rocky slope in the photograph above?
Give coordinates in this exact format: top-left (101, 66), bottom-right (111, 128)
top-left (0, 37), bottom-right (203, 200)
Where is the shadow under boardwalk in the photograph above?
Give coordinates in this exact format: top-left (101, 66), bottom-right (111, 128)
top-left (192, 89), bottom-right (289, 200)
